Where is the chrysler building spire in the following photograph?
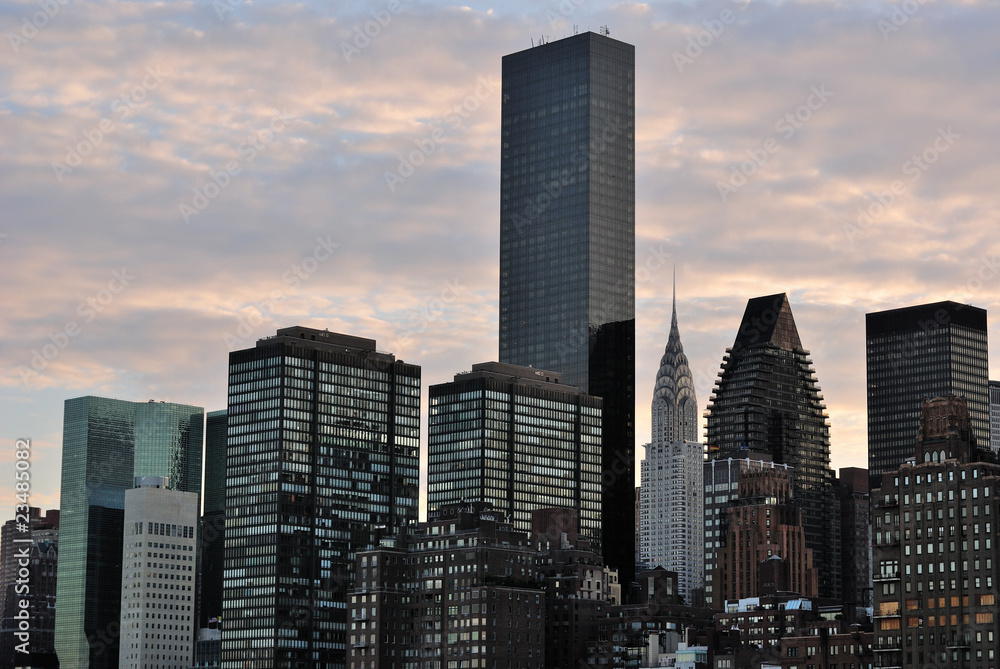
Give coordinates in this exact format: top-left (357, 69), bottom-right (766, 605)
top-left (651, 272), bottom-right (698, 443)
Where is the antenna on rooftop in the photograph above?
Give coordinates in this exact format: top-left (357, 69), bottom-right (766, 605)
top-left (601, 25), bottom-right (610, 36)
top-left (574, 25), bottom-right (578, 35)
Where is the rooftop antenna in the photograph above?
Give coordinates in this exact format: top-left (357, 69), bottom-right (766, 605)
top-left (601, 25), bottom-right (610, 36)
top-left (574, 25), bottom-right (578, 35)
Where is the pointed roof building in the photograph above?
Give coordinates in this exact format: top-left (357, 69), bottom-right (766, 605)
top-left (640, 279), bottom-right (704, 602)
top-left (705, 293), bottom-right (842, 602)
top-left (651, 277), bottom-right (699, 443)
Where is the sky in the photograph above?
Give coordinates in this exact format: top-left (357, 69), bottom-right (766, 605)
top-left (2, 0), bottom-right (1000, 516)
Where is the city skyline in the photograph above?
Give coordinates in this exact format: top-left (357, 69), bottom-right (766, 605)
top-left (4, 1), bottom-right (1000, 512)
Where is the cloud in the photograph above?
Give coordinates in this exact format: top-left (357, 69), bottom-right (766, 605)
top-left (2, 0), bottom-right (1000, 511)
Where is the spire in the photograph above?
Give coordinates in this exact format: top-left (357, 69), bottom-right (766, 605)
top-left (652, 272), bottom-right (698, 443)
top-left (671, 266), bottom-right (678, 333)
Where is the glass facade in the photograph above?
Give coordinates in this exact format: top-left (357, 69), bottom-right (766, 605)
top-left (705, 294), bottom-right (841, 602)
top-left (56, 396), bottom-right (203, 669)
top-left (499, 31), bottom-right (636, 585)
top-left (426, 363), bottom-right (602, 544)
top-left (866, 301), bottom-right (989, 487)
top-left (221, 327), bottom-right (419, 669)
top-left (204, 410), bottom-right (228, 515)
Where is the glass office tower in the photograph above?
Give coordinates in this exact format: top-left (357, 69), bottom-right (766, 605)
top-left (221, 327), bottom-right (420, 669)
top-left (499, 31), bottom-right (636, 585)
top-left (705, 294), bottom-right (841, 601)
top-left (56, 397), bottom-right (203, 669)
top-left (427, 362), bottom-right (602, 543)
top-left (866, 300), bottom-right (989, 488)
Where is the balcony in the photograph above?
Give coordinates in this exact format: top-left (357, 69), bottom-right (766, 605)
top-left (351, 638), bottom-right (368, 648)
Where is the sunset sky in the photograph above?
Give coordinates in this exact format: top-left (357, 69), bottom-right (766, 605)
top-left (3, 0), bottom-right (999, 514)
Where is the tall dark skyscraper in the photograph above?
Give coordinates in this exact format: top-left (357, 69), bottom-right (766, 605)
top-left (221, 327), bottom-right (419, 669)
top-left (866, 301), bottom-right (989, 487)
top-left (499, 31), bottom-right (636, 585)
top-left (426, 362), bottom-right (603, 543)
top-left (55, 397), bottom-right (203, 669)
top-left (198, 409), bottom-right (227, 632)
top-left (705, 294), bottom-right (841, 601)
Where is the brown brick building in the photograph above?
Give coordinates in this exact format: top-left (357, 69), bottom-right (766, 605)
top-left (714, 467), bottom-right (818, 605)
top-left (873, 396), bottom-right (1000, 669)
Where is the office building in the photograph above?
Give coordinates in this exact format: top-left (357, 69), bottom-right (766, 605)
top-left (533, 508), bottom-right (619, 669)
top-left (347, 502), bottom-right (545, 669)
top-left (0, 509), bottom-right (59, 669)
top-left (866, 301), bottom-right (989, 487)
top-left (221, 327), bottom-right (420, 669)
top-left (197, 410), bottom-right (226, 634)
top-left (118, 476), bottom-right (199, 669)
top-left (838, 467), bottom-right (872, 612)
top-left (56, 397), bottom-right (203, 669)
top-left (640, 290), bottom-right (703, 602)
top-left (427, 362), bottom-right (602, 542)
top-left (713, 467), bottom-right (818, 605)
top-left (640, 442), bottom-right (703, 602)
top-left (703, 457), bottom-right (790, 607)
top-left (499, 31), bottom-right (636, 584)
top-left (705, 293), bottom-right (841, 601)
top-left (990, 380), bottom-right (1000, 453)
top-left (872, 396), bottom-right (999, 669)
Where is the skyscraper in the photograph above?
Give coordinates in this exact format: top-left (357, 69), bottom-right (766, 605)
top-left (426, 362), bottom-right (602, 542)
top-left (499, 30), bottom-right (636, 585)
top-left (705, 294), bottom-right (841, 601)
top-left (871, 396), bottom-right (1000, 669)
top-left (221, 327), bottom-right (419, 669)
top-left (639, 287), bottom-right (703, 602)
top-left (55, 397), bottom-right (203, 669)
top-left (866, 300), bottom-right (989, 487)
top-left (118, 476), bottom-right (199, 669)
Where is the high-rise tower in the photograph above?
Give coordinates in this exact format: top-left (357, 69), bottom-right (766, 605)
top-left (221, 327), bottom-right (419, 669)
top-left (705, 294), bottom-right (841, 601)
top-left (866, 301), bottom-right (989, 488)
top-left (427, 362), bottom-right (603, 543)
top-left (499, 31), bottom-right (636, 585)
top-left (640, 285), bottom-right (703, 602)
top-left (55, 397), bottom-right (203, 669)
